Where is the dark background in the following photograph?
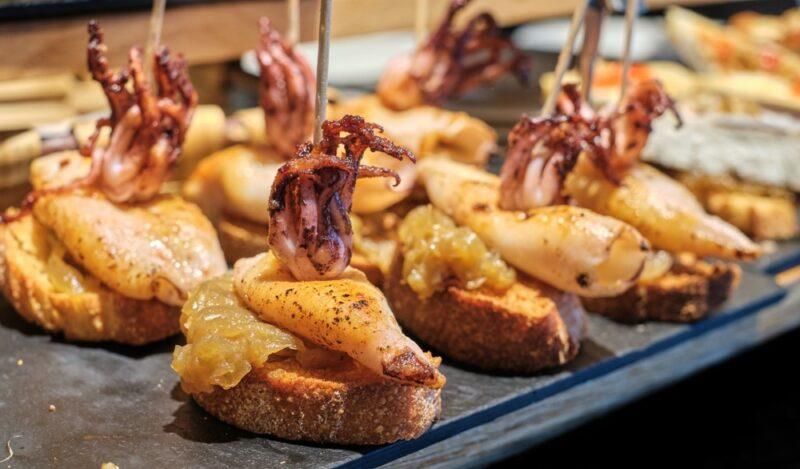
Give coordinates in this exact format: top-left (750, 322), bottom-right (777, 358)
top-left (500, 327), bottom-right (800, 468)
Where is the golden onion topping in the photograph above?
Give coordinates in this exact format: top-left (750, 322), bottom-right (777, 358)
top-left (398, 205), bottom-right (516, 299)
top-left (47, 248), bottom-right (87, 294)
top-left (171, 273), bottom-right (301, 394)
top-left (44, 234), bottom-right (90, 295)
top-left (351, 213), bottom-right (398, 274)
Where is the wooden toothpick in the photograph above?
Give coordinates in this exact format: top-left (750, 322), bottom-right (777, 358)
top-left (287, 0), bottom-right (300, 44)
top-left (618, 0), bottom-right (638, 108)
top-left (144, 0), bottom-right (167, 81)
top-left (541, 0), bottom-right (590, 117)
top-left (578, 0), bottom-right (607, 102)
top-left (313, 0), bottom-right (333, 144)
top-left (415, 0), bottom-right (429, 44)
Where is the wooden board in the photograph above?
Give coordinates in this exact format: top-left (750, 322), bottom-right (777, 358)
top-left (0, 0), bottom-right (735, 80)
top-left (0, 269), bottom-right (788, 467)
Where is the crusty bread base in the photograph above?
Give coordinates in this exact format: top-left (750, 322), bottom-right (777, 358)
top-left (0, 214), bottom-right (179, 344)
top-left (217, 213), bottom-right (268, 264)
top-left (191, 357), bottom-right (441, 445)
top-left (384, 250), bottom-right (586, 373)
top-left (217, 213), bottom-right (384, 286)
top-left (581, 256), bottom-right (741, 323)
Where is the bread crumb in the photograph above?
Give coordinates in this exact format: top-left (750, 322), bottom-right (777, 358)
top-left (100, 463), bottom-right (119, 469)
top-left (16, 359), bottom-right (23, 366)
top-left (48, 404), bottom-right (56, 412)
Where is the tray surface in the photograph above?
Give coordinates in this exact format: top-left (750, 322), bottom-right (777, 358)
top-left (0, 269), bottom-right (785, 468)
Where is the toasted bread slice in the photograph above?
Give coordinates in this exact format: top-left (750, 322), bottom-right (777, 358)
top-left (384, 250), bottom-right (586, 373)
top-left (191, 356), bottom-right (441, 445)
top-left (0, 214), bottom-right (179, 344)
top-left (217, 212), bottom-right (385, 286)
top-left (581, 255), bottom-right (741, 323)
top-left (705, 190), bottom-right (799, 241)
top-left (675, 172), bottom-right (799, 241)
top-left (217, 213), bottom-right (268, 264)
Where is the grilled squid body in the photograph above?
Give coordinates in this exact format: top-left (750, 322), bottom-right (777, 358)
top-left (233, 252), bottom-right (445, 388)
top-left (565, 158), bottom-right (762, 260)
top-left (29, 153), bottom-right (226, 306)
top-left (418, 158), bottom-right (651, 297)
top-left (337, 95), bottom-right (497, 215)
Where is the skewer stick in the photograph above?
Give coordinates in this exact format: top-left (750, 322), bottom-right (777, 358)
top-left (144, 0), bottom-right (167, 80)
top-left (541, 0), bottom-right (590, 117)
top-left (287, 0), bottom-right (300, 44)
top-left (313, 0), bottom-right (333, 144)
top-left (618, 0), bottom-right (638, 109)
top-left (415, 0), bottom-right (429, 44)
top-left (578, 1), bottom-right (606, 102)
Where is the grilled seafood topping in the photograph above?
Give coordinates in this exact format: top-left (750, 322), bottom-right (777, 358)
top-left (233, 252), bottom-right (445, 387)
top-left (498, 113), bottom-right (590, 210)
top-left (595, 80), bottom-right (682, 183)
top-left (82, 20), bottom-right (197, 202)
top-left (377, 0), bottom-right (530, 111)
top-left (564, 158), bottom-right (762, 260)
top-left (498, 81), bottom-right (679, 211)
top-left (419, 158), bottom-right (652, 297)
top-left (1, 21), bottom-right (196, 224)
top-left (257, 17), bottom-right (315, 158)
top-left (268, 115), bottom-right (415, 280)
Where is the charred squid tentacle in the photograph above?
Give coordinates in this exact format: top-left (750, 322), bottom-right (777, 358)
top-left (257, 17), bottom-right (315, 158)
top-left (498, 80), bottom-right (681, 210)
top-left (1, 20), bottom-right (197, 224)
top-left (267, 115), bottom-right (415, 280)
top-left (377, 0), bottom-right (531, 110)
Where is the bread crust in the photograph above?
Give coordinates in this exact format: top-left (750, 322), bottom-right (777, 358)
top-left (217, 213), bottom-right (268, 264)
top-left (384, 250), bottom-right (586, 373)
top-left (191, 358), bottom-right (441, 445)
top-left (581, 255), bottom-right (741, 323)
top-left (0, 214), bottom-right (179, 344)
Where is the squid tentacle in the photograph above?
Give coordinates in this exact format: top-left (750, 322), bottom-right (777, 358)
top-left (1, 20), bottom-right (196, 223)
top-left (377, 0), bottom-right (531, 110)
top-left (267, 115), bottom-right (415, 280)
top-left (498, 80), bottom-right (681, 211)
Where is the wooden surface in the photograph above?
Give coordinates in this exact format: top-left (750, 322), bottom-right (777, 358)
top-left (0, 1), bottom-right (319, 80)
top-left (0, 0), bottom-right (732, 80)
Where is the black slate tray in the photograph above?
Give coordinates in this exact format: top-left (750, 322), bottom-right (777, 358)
top-left (0, 269), bottom-right (786, 468)
top-left (753, 239), bottom-right (800, 275)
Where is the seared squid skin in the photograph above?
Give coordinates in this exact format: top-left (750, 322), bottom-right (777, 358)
top-left (268, 115), bottom-right (415, 281)
top-left (419, 158), bottom-right (652, 298)
top-left (377, 0), bottom-right (530, 111)
top-left (233, 252), bottom-right (445, 388)
top-left (565, 159), bottom-right (762, 261)
top-left (1, 20), bottom-right (196, 225)
top-left (257, 17), bottom-right (315, 159)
